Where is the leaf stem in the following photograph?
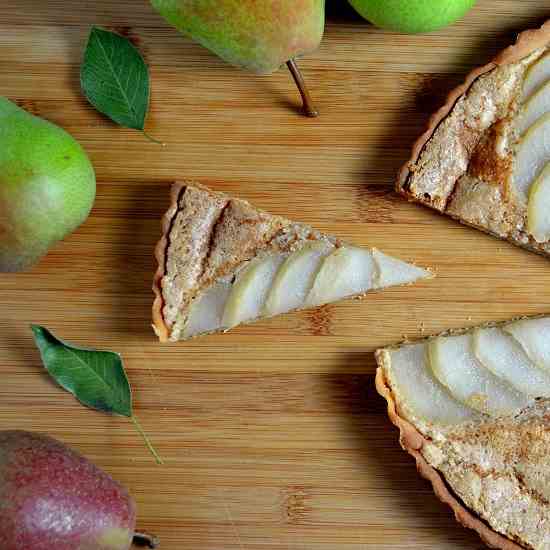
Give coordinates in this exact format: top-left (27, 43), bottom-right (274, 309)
top-left (133, 531), bottom-right (160, 548)
top-left (142, 130), bottom-right (165, 146)
top-left (131, 415), bottom-right (164, 465)
top-left (286, 59), bottom-right (319, 118)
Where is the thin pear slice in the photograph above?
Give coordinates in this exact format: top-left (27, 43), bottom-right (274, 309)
top-left (222, 254), bottom-right (285, 329)
top-left (428, 334), bottom-right (531, 416)
top-left (522, 51), bottom-right (550, 101)
top-left (504, 317), bottom-right (550, 372)
top-left (517, 80), bottom-right (550, 135)
top-left (263, 242), bottom-right (333, 317)
top-left (183, 281), bottom-right (231, 338)
top-left (305, 246), bottom-right (376, 308)
top-left (373, 249), bottom-right (431, 289)
top-left (385, 344), bottom-right (478, 427)
top-left (527, 162), bottom-right (550, 242)
top-left (473, 328), bottom-right (550, 397)
top-left (512, 112), bottom-right (550, 202)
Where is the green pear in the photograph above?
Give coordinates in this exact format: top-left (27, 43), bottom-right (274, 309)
top-left (0, 97), bottom-right (96, 272)
top-left (150, 0), bottom-right (325, 116)
top-left (348, 0), bottom-right (476, 34)
top-left (0, 431), bottom-right (159, 550)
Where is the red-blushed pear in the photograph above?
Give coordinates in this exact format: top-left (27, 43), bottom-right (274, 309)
top-left (0, 431), bottom-right (158, 550)
top-left (150, 0), bottom-right (324, 116)
top-left (0, 97), bottom-right (96, 272)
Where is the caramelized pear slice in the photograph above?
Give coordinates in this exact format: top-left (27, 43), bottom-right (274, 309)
top-left (504, 317), bottom-right (550, 371)
top-left (473, 328), bottom-right (550, 397)
top-left (183, 281), bottom-right (231, 338)
top-left (428, 334), bottom-right (531, 416)
top-left (305, 246), bottom-right (376, 308)
top-left (522, 51), bottom-right (550, 101)
top-left (517, 80), bottom-right (550, 135)
top-left (263, 242), bottom-right (333, 317)
top-left (512, 112), bottom-right (550, 202)
top-left (222, 254), bottom-right (285, 329)
top-left (373, 249), bottom-right (431, 288)
top-left (385, 344), bottom-right (478, 427)
top-left (527, 162), bottom-right (550, 243)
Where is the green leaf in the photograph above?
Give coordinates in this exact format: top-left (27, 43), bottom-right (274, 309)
top-left (31, 325), bottom-right (132, 417)
top-left (80, 26), bottom-right (151, 132)
top-left (31, 325), bottom-right (163, 464)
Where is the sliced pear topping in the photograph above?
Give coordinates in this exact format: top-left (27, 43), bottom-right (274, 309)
top-left (263, 241), bottom-right (333, 317)
top-left (522, 51), bottom-right (550, 101)
top-left (504, 317), bottom-right (550, 372)
top-left (385, 344), bottom-right (478, 427)
top-left (183, 281), bottom-right (232, 338)
top-left (527, 162), bottom-right (550, 242)
top-left (305, 246), bottom-right (376, 308)
top-left (222, 254), bottom-right (286, 329)
top-left (517, 80), bottom-right (550, 135)
top-left (473, 328), bottom-right (550, 398)
top-left (372, 249), bottom-right (431, 289)
top-left (512, 112), bottom-right (550, 202)
top-left (428, 334), bottom-right (531, 416)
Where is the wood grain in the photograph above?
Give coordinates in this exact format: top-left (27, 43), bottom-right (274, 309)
top-left (1, 1), bottom-right (549, 548)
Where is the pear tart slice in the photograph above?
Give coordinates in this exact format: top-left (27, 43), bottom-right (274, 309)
top-left (398, 20), bottom-right (550, 257)
top-left (375, 316), bottom-right (550, 549)
top-left (153, 183), bottom-right (431, 342)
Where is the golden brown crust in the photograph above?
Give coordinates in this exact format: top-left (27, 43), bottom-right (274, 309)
top-left (493, 19), bottom-right (550, 66)
top-left (397, 19), bottom-right (550, 196)
top-left (152, 182), bottom-right (185, 343)
top-left (375, 358), bottom-right (523, 550)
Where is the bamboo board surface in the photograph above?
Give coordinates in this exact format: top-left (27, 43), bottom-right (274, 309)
top-left (1, 1), bottom-right (549, 548)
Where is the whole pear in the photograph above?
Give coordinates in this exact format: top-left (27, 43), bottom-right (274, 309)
top-left (348, 0), bottom-right (476, 34)
top-left (0, 97), bottom-right (96, 272)
top-left (0, 431), bottom-right (137, 550)
top-left (150, 0), bottom-right (325, 115)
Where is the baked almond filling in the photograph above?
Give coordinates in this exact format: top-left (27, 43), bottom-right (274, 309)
top-left (376, 316), bottom-right (550, 550)
top-left (399, 21), bottom-right (550, 258)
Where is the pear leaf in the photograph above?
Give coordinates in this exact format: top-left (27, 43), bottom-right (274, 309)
top-left (31, 324), bottom-right (132, 416)
top-left (31, 325), bottom-right (163, 464)
top-left (80, 26), bottom-right (153, 135)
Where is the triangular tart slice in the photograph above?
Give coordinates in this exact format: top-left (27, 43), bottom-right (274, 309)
top-left (398, 20), bottom-right (550, 257)
top-left (375, 315), bottom-right (550, 549)
top-left (153, 183), bottom-right (431, 342)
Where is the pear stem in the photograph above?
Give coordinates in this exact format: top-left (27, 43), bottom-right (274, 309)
top-left (133, 531), bottom-right (160, 548)
top-left (286, 59), bottom-right (319, 118)
top-left (130, 415), bottom-right (164, 465)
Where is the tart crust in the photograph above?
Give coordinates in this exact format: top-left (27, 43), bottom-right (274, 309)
top-left (152, 182), bottom-right (183, 342)
top-left (375, 361), bottom-right (522, 550)
top-left (398, 20), bottom-right (550, 258)
top-left (375, 317), bottom-right (550, 549)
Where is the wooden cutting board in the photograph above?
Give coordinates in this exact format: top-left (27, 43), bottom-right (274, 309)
top-left (1, 1), bottom-right (549, 548)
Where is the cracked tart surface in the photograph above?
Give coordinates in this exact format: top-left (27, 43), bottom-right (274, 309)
top-left (398, 20), bottom-right (550, 257)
